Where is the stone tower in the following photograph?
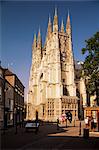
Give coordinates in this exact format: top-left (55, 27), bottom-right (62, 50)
top-left (27, 9), bottom-right (78, 121)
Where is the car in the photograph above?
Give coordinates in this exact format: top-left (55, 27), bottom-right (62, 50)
top-left (25, 120), bottom-right (39, 133)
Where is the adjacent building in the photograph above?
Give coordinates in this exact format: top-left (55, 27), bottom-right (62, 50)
top-left (5, 69), bottom-right (25, 125)
top-left (74, 61), bottom-right (86, 119)
top-left (0, 65), bottom-right (25, 129)
top-left (0, 66), bottom-right (5, 128)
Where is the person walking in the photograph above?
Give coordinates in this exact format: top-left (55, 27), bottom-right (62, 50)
top-left (85, 117), bottom-right (89, 128)
top-left (91, 117), bottom-right (94, 132)
top-left (57, 118), bottom-right (59, 130)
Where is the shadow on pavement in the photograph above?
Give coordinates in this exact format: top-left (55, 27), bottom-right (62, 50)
top-left (1, 122), bottom-right (99, 150)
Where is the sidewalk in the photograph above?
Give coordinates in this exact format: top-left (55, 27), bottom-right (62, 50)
top-left (1, 121), bottom-right (99, 149)
top-left (90, 131), bottom-right (99, 137)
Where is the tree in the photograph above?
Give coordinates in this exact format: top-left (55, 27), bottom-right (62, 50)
top-left (82, 32), bottom-right (99, 106)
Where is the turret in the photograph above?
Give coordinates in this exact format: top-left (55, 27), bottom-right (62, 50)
top-left (53, 8), bottom-right (58, 32)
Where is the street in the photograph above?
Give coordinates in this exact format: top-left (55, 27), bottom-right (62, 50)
top-left (1, 121), bottom-right (99, 149)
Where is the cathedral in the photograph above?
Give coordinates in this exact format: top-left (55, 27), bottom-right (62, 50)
top-left (27, 9), bottom-right (86, 122)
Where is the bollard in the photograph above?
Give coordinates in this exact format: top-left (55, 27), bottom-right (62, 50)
top-left (15, 123), bottom-right (17, 134)
top-left (83, 128), bottom-right (89, 138)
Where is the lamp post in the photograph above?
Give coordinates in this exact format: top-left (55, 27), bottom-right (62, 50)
top-left (3, 87), bottom-right (8, 134)
top-left (74, 110), bottom-right (76, 127)
top-left (14, 108), bottom-right (17, 134)
top-left (22, 109), bottom-right (24, 127)
top-left (79, 115), bottom-right (81, 136)
top-left (3, 88), bottom-right (6, 134)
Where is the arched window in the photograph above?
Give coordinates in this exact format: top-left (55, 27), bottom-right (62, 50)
top-left (63, 85), bottom-right (69, 96)
top-left (40, 73), bottom-right (43, 79)
top-left (76, 88), bottom-right (80, 98)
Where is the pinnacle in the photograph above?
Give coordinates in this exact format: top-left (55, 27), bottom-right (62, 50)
top-left (61, 19), bottom-right (64, 33)
top-left (66, 10), bottom-right (71, 32)
top-left (47, 15), bottom-right (52, 32)
top-left (37, 28), bottom-right (42, 48)
top-left (32, 33), bottom-right (36, 49)
top-left (53, 7), bottom-right (58, 31)
top-left (38, 27), bottom-right (41, 38)
top-left (46, 14), bottom-right (52, 39)
top-left (34, 33), bottom-right (36, 41)
top-left (67, 10), bottom-right (70, 25)
top-left (48, 14), bottom-right (51, 24)
top-left (55, 7), bottom-right (57, 16)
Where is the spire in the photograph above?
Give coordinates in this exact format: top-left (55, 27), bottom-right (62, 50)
top-left (66, 10), bottom-right (71, 34)
top-left (32, 33), bottom-right (36, 50)
top-left (47, 14), bottom-right (52, 38)
top-left (67, 10), bottom-right (70, 25)
top-left (37, 28), bottom-right (42, 64)
top-left (55, 7), bottom-right (57, 16)
top-left (34, 33), bottom-right (36, 42)
top-left (60, 19), bottom-right (64, 33)
top-left (37, 28), bottom-right (42, 49)
top-left (38, 28), bottom-right (41, 40)
top-left (48, 14), bottom-right (51, 24)
top-left (53, 7), bottom-right (58, 32)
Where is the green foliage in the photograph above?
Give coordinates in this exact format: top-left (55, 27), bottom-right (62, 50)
top-left (81, 32), bottom-right (99, 104)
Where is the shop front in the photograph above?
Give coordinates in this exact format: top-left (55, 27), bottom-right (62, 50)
top-left (84, 107), bottom-right (99, 132)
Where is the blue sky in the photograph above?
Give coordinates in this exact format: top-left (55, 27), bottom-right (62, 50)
top-left (1, 0), bottom-right (99, 101)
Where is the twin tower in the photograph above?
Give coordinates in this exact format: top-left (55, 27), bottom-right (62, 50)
top-left (28, 9), bottom-right (78, 121)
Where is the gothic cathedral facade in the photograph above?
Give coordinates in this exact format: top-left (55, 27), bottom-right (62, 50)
top-left (27, 9), bottom-right (86, 121)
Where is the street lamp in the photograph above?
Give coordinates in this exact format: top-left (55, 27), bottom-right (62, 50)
top-left (22, 109), bottom-right (25, 127)
top-left (79, 114), bottom-right (82, 136)
top-left (74, 110), bottom-right (76, 127)
top-left (3, 87), bottom-right (9, 134)
top-left (14, 108), bottom-right (17, 134)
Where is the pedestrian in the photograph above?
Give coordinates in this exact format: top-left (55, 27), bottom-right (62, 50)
top-left (91, 117), bottom-right (94, 132)
top-left (85, 117), bottom-right (89, 128)
top-left (93, 118), bottom-right (97, 129)
top-left (57, 118), bottom-right (59, 130)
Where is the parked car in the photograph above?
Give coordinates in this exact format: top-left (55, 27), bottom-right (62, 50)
top-left (25, 120), bottom-right (39, 133)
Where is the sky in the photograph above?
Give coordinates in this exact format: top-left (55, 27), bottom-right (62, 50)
top-left (1, 0), bottom-right (99, 101)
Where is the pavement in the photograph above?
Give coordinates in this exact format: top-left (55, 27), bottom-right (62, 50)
top-left (1, 120), bottom-right (99, 150)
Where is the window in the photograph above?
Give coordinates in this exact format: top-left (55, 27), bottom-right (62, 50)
top-left (40, 73), bottom-right (43, 79)
top-left (63, 85), bottom-right (69, 96)
top-left (63, 79), bottom-right (65, 83)
top-left (76, 89), bottom-right (80, 98)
